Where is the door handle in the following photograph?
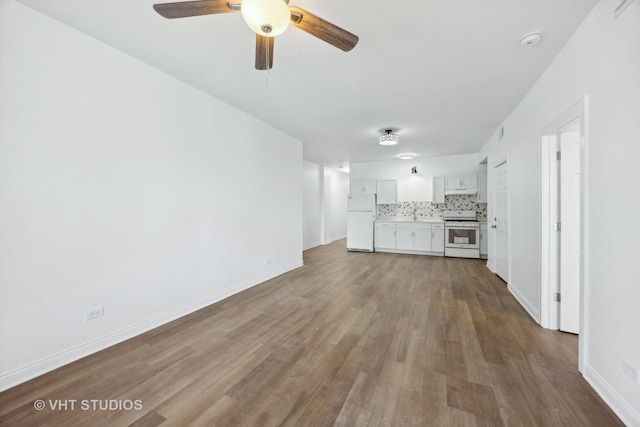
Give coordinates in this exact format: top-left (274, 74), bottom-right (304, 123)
top-left (491, 225), bottom-right (497, 229)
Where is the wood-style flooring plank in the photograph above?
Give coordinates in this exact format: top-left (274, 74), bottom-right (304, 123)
top-left (0, 240), bottom-right (624, 426)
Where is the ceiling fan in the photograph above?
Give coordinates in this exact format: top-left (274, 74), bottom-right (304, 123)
top-left (153, 0), bottom-right (359, 70)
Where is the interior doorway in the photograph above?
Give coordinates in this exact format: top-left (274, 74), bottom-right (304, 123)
top-left (540, 98), bottom-right (587, 370)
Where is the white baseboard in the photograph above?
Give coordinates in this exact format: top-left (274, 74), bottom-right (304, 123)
top-left (486, 261), bottom-right (496, 273)
top-left (507, 281), bottom-right (540, 323)
top-left (303, 234), bottom-right (345, 251)
top-left (0, 260), bottom-right (303, 392)
top-left (583, 363), bottom-right (640, 426)
top-left (303, 241), bottom-right (322, 250)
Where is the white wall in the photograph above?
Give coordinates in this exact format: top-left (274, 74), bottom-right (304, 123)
top-left (479, 0), bottom-right (640, 423)
top-left (0, 1), bottom-right (303, 391)
top-left (302, 162), bottom-right (348, 249)
top-left (326, 167), bottom-right (348, 242)
top-left (350, 154), bottom-right (486, 201)
top-left (302, 161), bottom-right (323, 249)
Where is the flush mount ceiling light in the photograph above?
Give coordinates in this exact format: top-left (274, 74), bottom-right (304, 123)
top-left (398, 153), bottom-right (415, 160)
top-left (379, 129), bottom-right (399, 145)
top-left (520, 32), bottom-right (542, 47)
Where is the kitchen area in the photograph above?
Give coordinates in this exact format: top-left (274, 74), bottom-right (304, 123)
top-left (346, 156), bottom-right (488, 260)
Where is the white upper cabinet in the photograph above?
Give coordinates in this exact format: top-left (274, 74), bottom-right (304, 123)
top-left (461, 174), bottom-right (478, 189)
top-left (376, 180), bottom-right (398, 204)
top-left (445, 176), bottom-right (460, 190)
top-left (477, 173), bottom-right (488, 203)
top-left (445, 174), bottom-right (478, 190)
top-left (351, 179), bottom-right (376, 195)
top-left (433, 176), bottom-right (445, 203)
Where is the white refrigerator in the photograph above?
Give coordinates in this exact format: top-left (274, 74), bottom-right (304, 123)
top-left (347, 193), bottom-right (376, 252)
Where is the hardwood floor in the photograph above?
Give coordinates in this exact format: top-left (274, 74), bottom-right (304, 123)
top-left (0, 240), bottom-right (623, 426)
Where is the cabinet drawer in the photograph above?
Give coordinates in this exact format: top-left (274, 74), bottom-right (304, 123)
top-left (396, 223), bottom-right (431, 230)
top-left (432, 223), bottom-right (444, 230)
top-left (375, 221), bottom-right (396, 228)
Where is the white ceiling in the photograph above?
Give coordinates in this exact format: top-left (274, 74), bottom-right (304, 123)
top-left (17, 0), bottom-right (598, 168)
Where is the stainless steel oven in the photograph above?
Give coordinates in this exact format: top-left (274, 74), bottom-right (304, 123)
top-left (444, 211), bottom-right (480, 259)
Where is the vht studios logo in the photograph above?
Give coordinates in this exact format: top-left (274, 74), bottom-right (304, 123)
top-left (34, 399), bottom-right (143, 411)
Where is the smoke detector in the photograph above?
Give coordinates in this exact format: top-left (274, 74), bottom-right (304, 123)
top-left (519, 33), bottom-right (541, 47)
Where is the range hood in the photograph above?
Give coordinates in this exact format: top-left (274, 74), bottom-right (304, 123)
top-left (445, 188), bottom-right (478, 195)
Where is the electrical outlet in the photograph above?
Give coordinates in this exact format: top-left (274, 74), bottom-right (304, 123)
top-left (265, 258), bottom-right (272, 265)
top-left (86, 306), bottom-right (104, 321)
top-left (622, 360), bottom-right (638, 383)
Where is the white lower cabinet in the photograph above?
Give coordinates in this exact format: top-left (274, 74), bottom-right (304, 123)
top-left (395, 227), bottom-right (412, 250)
top-left (375, 221), bottom-right (444, 255)
top-left (480, 223), bottom-right (488, 258)
top-left (414, 229), bottom-right (432, 252)
top-left (396, 223), bottom-right (432, 252)
top-left (431, 224), bottom-right (445, 253)
top-left (374, 221), bottom-right (396, 249)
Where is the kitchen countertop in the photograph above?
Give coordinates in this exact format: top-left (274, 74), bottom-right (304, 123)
top-left (375, 216), bottom-right (444, 223)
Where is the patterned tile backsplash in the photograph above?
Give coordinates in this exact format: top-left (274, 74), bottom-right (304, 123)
top-left (377, 195), bottom-right (487, 220)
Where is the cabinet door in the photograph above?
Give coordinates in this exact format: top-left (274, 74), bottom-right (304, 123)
top-left (375, 226), bottom-right (396, 249)
top-left (433, 177), bottom-right (445, 203)
top-left (351, 179), bottom-right (376, 194)
top-left (461, 174), bottom-right (478, 189)
top-left (480, 228), bottom-right (488, 255)
top-left (431, 228), bottom-right (445, 253)
top-left (477, 173), bottom-right (488, 203)
top-left (414, 229), bottom-right (432, 251)
top-left (376, 180), bottom-right (397, 204)
top-left (395, 228), bottom-right (413, 250)
top-left (445, 176), bottom-right (460, 190)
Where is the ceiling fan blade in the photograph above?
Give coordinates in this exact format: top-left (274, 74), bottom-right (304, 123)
top-left (289, 6), bottom-right (358, 52)
top-left (255, 34), bottom-right (274, 70)
top-left (153, 0), bottom-right (240, 19)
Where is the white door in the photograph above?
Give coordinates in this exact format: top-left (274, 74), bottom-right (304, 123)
top-left (559, 131), bottom-right (581, 333)
top-left (494, 162), bottom-right (509, 282)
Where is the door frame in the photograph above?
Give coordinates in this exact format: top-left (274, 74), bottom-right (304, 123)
top-left (540, 96), bottom-right (588, 372)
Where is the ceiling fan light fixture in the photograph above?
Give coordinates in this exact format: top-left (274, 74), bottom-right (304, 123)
top-left (241, 0), bottom-right (291, 37)
top-left (379, 129), bottom-right (399, 145)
